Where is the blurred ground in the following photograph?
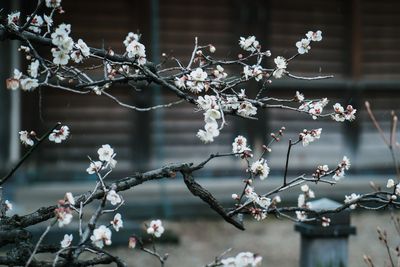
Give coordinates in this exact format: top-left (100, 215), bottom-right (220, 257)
top-left (108, 212), bottom-right (399, 267)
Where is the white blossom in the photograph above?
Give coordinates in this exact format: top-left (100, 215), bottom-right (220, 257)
top-left (98, 144), bottom-right (114, 162)
top-left (301, 184), bottom-right (309, 192)
top-left (19, 131), bottom-right (34, 146)
top-left (6, 69), bottom-right (22, 90)
top-left (387, 179), bottom-right (395, 189)
top-left (51, 24), bottom-right (71, 47)
top-left (250, 159), bottom-right (270, 180)
top-left (239, 36), bottom-right (259, 52)
top-left (223, 96), bottom-right (240, 110)
top-left (296, 211), bottom-right (307, 221)
top-left (111, 213), bottom-right (123, 232)
top-left (256, 196), bottom-right (271, 209)
top-left (7, 12), bottom-right (20, 26)
top-left (106, 190), bottom-right (122, 206)
top-left (26, 15), bottom-right (44, 33)
top-left (306, 30), bottom-right (322, 42)
top-left (147, 219), bottom-right (165, 238)
top-left (71, 50), bottom-right (83, 63)
top-left (237, 101), bottom-right (257, 117)
top-left (49, 125), bottom-right (70, 143)
top-left (126, 40), bottom-right (146, 65)
top-left (20, 78), bottom-right (39, 91)
top-left (296, 38), bottom-right (311, 54)
top-left (28, 60), bottom-right (40, 78)
top-left (298, 194), bottom-right (305, 207)
top-left (46, 0), bottom-right (62, 8)
top-left (187, 68), bottom-right (208, 93)
top-left (295, 91), bottom-right (305, 102)
top-left (86, 161), bottom-right (102, 174)
top-left (243, 65), bottom-right (253, 80)
top-left (344, 193), bottom-right (360, 209)
top-left (55, 207), bottom-right (73, 227)
top-left (204, 109), bottom-right (221, 123)
top-left (90, 225), bottom-right (112, 248)
top-left (51, 48), bottom-right (70, 65)
top-left (252, 66), bottom-right (263, 81)
top-left (300, 128), bottom-right (322, 146)
top-left (174, 76), bottom-right (186, 89)
top-left (60, 234), bottom-right (73, 248)
top-left (64, 192), bottom-right (75, 205)
top-left (75, 39), bottom-right (90, 57)
top-left (196, 95), bottom-right (217, 110)
top-left (232, 135), bottom-right (251, 154)
top-left (123, 32), bottom-right (140, 47)
top-left (128, 236), bottom-right (137, 249)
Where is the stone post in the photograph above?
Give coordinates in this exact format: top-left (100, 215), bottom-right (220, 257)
top-left (294, 198), bottom-right (356, 267)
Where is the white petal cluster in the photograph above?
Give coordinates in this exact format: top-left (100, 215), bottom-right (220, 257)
top-left (239, 36), bottom-right (259, 53)
top-left (19, 130), bottom-right (34, 146)
top-left (46, 0), bottom-right (62, 8)
top-left (51, 24), bottom-right (73, 65)
top-left (332, 156), bottom-right (351, 181)
top-left (26, 15), bottom-right (44, 33)
top-left (299, 128), bottom-right (322, 146)
top-left (126, 40), bottom-right (147, 65)
top-left (196, 95), bottom-right (221, 143)
top-left (91, 225), bottom-right (112, 248)
top-left (295, 30), bottom-right (322, 54)
top-left (212, 65), bottom-right (228, 79)
top-left (87, 144), bottom-right (117, 174)
top-left (20, 78), bottom-right (39, 91)
top-left (232, 135), bottom-right (251, 154)
top-left (60, 234), bottom-right (73, 248)
top-left (5, 200), bottom-right (13, 211)
top-left (237, 101), bottom-right (257, 117)
top-left (7, 12), bottom-right (20, 26)
top-left (123, 32), bottom-right (140, 47)
top-left (86, 161), bottom-right (102, 174)
top-left (106, 190), bottom-right (122, 206)
top-left (344, 193), bottom-right (361, 209)
top-left (28, 60), bottom-right (40, 78)
top-left (242, 65), bottom-right (264, 81)
top-left (221, 252), bottom-right (262, 267)
top-left (273, 56), bottom-right (287, 79)
top-left (332, 103), bottom-right (357, 122)
top-left (187, 68), bottom-right (208, 93)
top-left (55, 207), bottom-right (73, 227)
top-left (250, 159), bottom-right (270, 180)
top-left (71, 39), bottom-right (90, 63)
top-left (49, 125), bottom-right (70, 143)
top-left (387, 179), bottom-right (395, 188)
top-left (146, 219), bottom-right (165, 238)
top-left (295, 91), bottom-right (305, 102)
top-left (6, 69), bottom-right (22, 90)
top-left (111, 213), bottom-right (123, 232)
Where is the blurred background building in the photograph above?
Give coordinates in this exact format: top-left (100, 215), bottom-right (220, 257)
top-left (0, 0), bottom-right (400, 217)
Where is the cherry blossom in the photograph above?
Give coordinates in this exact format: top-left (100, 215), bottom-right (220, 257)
top-left (321, 217), bottom-right (331, 227)
top-left (387, 179), bottom-right (395, 188)
top-left (51, 48), bottom-right (70, 65)
top-left (239, 36), bottom-right (259, 52)
top-left (26, 15), bottom-right (44, 33)
top-left (46, 0), bottom-right (62, 8)
top-left (55, 207), bottom-right (73, 227)
top-left (128, 236), bottom-right (137, 249)
top-left (75, 39), bottom-right (90, 57)
top-left (111, 213), bottom-right (123, 232)
top-left (98, 144), bottom-right (114, 162)
top-left (64, 192), bottom-right (75, 205)
top-left (232, 135), bottom-right (251, 154)
top-left (147, 219), bottom-right (165, 238)
top-left (296, 38), bottom-right (311, 54)
top-left (243, 65), bottom-right (253, 80)
top-left (209, 45), bottom-right (216, 53)
top-left (28, 60), bottom-right (39, 78)
top-left (7, 12), bottom-right (20, 26)
top-left (60, 234), bottom-right (73, 248)
top-left (20, 78), bottom-right (39, 91)
top-left (86, 161), bottom-right (103, 174)
top-left (237, 101), bottom-right (257, 117)
top-left (90, 225), bottom-right (112, 248)
top-left (295, 91), bottom-right (305, 102)
top-left (123, 32), bottom-right (140, 47)
top-left (5, 200), bottom-right (13, 211)
top-left (344, 193), bottom-right (361, 209)
top-left (299, 128), bottom-right (322, 146)
top-left (49, 125), bottom-right (70, 143)
top-left (333, 156), bottom-right (351, 181)
top-left (273, 56), bottom-right (287, 79)
top-left (250, 159), bottom-right (270, 180)
top-left (187, 68), bottom-right (208, 93)
top-left (126, 40), bottom-right (146, 65)
top-left (306, 30), bottom-right (323, 42)
top-left (106, 190), bottom-right (122, 206)
top-left (6, 69), bottom-right (22, 90)
top-left (19, 130), bottom-right (34, 146)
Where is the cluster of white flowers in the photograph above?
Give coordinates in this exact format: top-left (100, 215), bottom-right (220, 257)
top-left (125, 33), bottom-right (146, 65)
top-left (49, 125), bottom-right (70, 143)
top-left (86, 144), bottom-right (117, 174)
top-left (220, 251), bottom-right (262, 267)
top-left (296, 185), bottom-right (315, 221)
top-left (250, 159), bottom-right (270, 180)
top-left (299, 98), bottom-right (329, 120)
top-left (296, 30), bottom-right (322, 54)
top-left (243, 65), bottom-right (263, 81)
top-left (6, 68), bottom-right (39, 91)
top-left (212, 65), bottom-right (228, 80)
top-left (91, 225), bottom-right (112, 248)
top-left (196, 95), bottom-right (221, 143)
top-left (26, 15), bottom-right (44, 33)
top-left (237, 101), bottom-right (257, 117)
top-left (51, 24), bottom-right (73, 65)
top-left (344, 193), bottom-right (361, 209)
top-left (313, 164), bottom-right (329, 179)
top-left (239, 36), bottom-right (260, 53)
top-left (175, 68), bottom-right (210, 93)
top-left (146, 219), bottom-right (165, 238)
top-left (332, 156), bottom-right (351, 180)
top-left (332, 103), bottom-right (357, 122)
top-left (71, 39), bottom-right (90, 63)
top-left (299, 128), bottom-right (322, 146)
top-left (60, 234), bottom-right (73, 248)
top-left (273, 56), bottom-right (287, 79)
top-left (232, 135), bottom-right (252, 155)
